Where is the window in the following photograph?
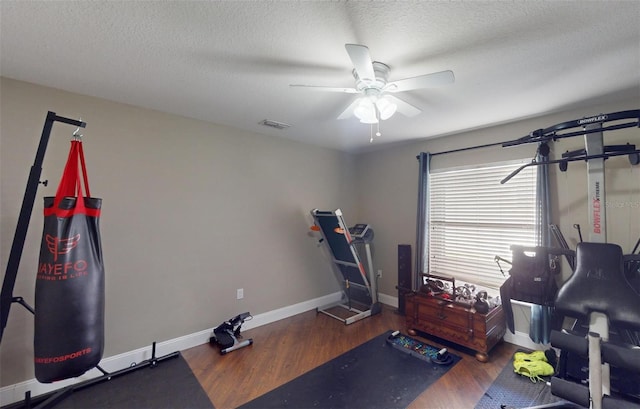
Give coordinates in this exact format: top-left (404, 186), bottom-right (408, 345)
top-left (426, 160), bottom-right (538, 290)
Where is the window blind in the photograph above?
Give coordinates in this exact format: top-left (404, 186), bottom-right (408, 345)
top-left (427, 161), bottom-right (538, 290)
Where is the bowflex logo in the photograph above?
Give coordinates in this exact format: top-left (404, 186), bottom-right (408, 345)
top-left (38, 234), bottom-right (88, 281)
top-left (593, 181), bottom-right (602, 234)
top-left (578, 114), bottom-right (607, 125)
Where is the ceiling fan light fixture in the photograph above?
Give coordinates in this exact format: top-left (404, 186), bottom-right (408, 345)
top-left (375, 95), bottom-right (397, 120)
top-left (359, 116), bottom-right (378, 124)
top-left (354, 97), bottom-right (378, 124)
top-left (292, 44), bottom-right (455, 133)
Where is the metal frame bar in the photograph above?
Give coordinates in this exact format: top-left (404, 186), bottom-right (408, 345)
top-left (584, 123), bottom-right (606, 243)
top-left (502, 110), bottom-right (639, 147)
top-left (316, 302), bottom-right (372, 325)
top-left (18, 344), bottom-right (179, 409)
top-left (423, 110), bottom-right (639, 157)
top-left (584, 123), bottom-right (609, 408)
top-left (499, 149), bottom-right (640, 184)
top-left (1, 111), bottom-right (86, 342)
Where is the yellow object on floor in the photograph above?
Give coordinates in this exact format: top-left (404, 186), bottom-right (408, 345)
top-left (513, 359), bottom-right (555, 383)
top-left (513, 350), bottom-right (547, 362)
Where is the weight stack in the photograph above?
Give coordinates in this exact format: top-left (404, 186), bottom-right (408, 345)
top-left (397, 244), bottom-right (412, 315)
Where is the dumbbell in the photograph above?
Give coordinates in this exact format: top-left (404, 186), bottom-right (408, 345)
top-left (431, 347), bottom-right (454, 365)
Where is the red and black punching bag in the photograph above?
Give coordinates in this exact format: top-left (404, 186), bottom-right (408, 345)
top-left (34, 139), bottom-right (105, 383)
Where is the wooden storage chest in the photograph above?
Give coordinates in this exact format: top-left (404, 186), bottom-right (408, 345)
top-left (405, 292), bottom-right (506, 362)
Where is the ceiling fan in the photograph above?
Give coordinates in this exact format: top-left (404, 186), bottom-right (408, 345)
top-left (290, 44), bottom-right (455, 124)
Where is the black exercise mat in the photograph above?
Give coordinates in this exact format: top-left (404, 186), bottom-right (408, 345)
top-left (239, 331), bottom-right (461, 409)
top-left (474, 356), bottom-right (567, 409)
top-left (6, 353), bottom-right (214, 409)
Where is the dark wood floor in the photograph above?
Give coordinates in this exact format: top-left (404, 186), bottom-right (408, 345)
top-left (182, 304), bottom-right (519, 409)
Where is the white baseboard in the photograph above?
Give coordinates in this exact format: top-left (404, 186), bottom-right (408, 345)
top-left (377, 292), bottom-right (398, 308)
top-left (1, 291), bottom-right (343, 407)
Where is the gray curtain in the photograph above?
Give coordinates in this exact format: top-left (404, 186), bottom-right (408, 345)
top-left (530, 144), bottom-right (553, 344)
top-left (415, 152), bottom-right (431, 291)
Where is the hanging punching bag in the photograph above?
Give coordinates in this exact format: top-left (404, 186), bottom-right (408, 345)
top-left (34, 139), bottom-right (105, 383)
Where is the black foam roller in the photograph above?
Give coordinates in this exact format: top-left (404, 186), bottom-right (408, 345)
top-left (550, 377), bottom-right (590, 408)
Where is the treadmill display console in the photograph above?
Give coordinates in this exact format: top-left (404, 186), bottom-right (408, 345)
top-left (349, 224), bottom-right (370, 238)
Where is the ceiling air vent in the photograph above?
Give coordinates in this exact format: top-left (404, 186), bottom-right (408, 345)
top-left (260, 119), bottom-right (291, 130)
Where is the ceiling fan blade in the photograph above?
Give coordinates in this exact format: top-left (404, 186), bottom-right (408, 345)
top-left (289, 84), bottom-right (359, 93)
top-left (337, 99), bottom-right (361, 120)
top-left (386, 70), bottom-right (455, 93)
top-left (387, 95), bottom-right (422, 117)
top-left (345, 44), bottom-right (376, 83)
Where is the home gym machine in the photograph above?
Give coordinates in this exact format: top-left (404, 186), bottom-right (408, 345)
top-left (310, 209), bottom-right (381, 325)
top-left (501, 109), bottom-right (640, 409)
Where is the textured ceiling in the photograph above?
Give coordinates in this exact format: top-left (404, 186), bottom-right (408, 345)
top-left (1, 1), bottom-right (639, 153)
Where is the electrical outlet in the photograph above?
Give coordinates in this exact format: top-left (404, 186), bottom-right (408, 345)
top-left (237, 288), bottom-right (244, 299)
top-left (377, 269), bottom-right (382, 278)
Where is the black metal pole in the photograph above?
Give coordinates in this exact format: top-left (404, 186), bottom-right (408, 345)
top-left (26, 349), bottom-right (180, 409)
top-left (500, 149), bottom-right (640, 185)
top-left (0, 112), bottom-right (86, 343)
top-left (421, 110), bottom-right (639, 157)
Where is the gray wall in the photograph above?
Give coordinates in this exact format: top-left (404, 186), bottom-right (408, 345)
top-left (0, 78), bottom-right (356, 386)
